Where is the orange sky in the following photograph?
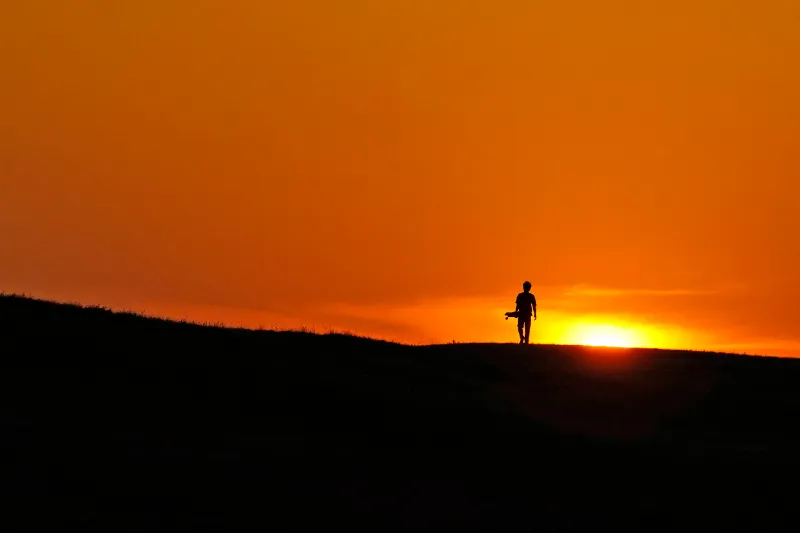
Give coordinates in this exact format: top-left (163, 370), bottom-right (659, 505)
top-left (1, 1), bottom-right (798, 356)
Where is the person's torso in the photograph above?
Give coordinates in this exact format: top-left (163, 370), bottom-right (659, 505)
top-left (516, 292), bottom-right (535, 315)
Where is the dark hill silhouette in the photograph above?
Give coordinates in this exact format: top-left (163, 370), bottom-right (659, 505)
top-left (1, 294), bottom-right (799, 531)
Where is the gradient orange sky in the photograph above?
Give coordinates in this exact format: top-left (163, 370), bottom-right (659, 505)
top-left (2, 1), bottom-right (798, 355)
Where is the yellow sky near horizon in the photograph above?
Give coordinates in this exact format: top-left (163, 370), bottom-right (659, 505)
top-left (1, 1), bottom-right (798, 356)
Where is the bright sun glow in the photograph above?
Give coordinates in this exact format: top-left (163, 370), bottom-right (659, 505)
top-left (569, 324), bottom-right (644, 348)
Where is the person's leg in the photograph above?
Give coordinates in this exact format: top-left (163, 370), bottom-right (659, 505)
top-left (517, 317), bottom-right (525, 343)
top-left (524, 317), bottom-right (532, 344)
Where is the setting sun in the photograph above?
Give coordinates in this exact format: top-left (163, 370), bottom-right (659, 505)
top-left (568, 324), bottom-right (645, 348)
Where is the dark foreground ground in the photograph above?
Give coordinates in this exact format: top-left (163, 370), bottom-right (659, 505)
top-left (1, 295), bottom-right (799, 531)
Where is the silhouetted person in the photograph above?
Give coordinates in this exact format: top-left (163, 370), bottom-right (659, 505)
top-left (515, 281), bottom-right (537, 344)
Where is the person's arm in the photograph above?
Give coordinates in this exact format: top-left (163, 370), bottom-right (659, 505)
top-left (533, 296), bottom-right (537, 320)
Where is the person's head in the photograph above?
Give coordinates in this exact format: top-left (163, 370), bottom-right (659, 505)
top-left (522, 281), bottom-right (532, 292)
